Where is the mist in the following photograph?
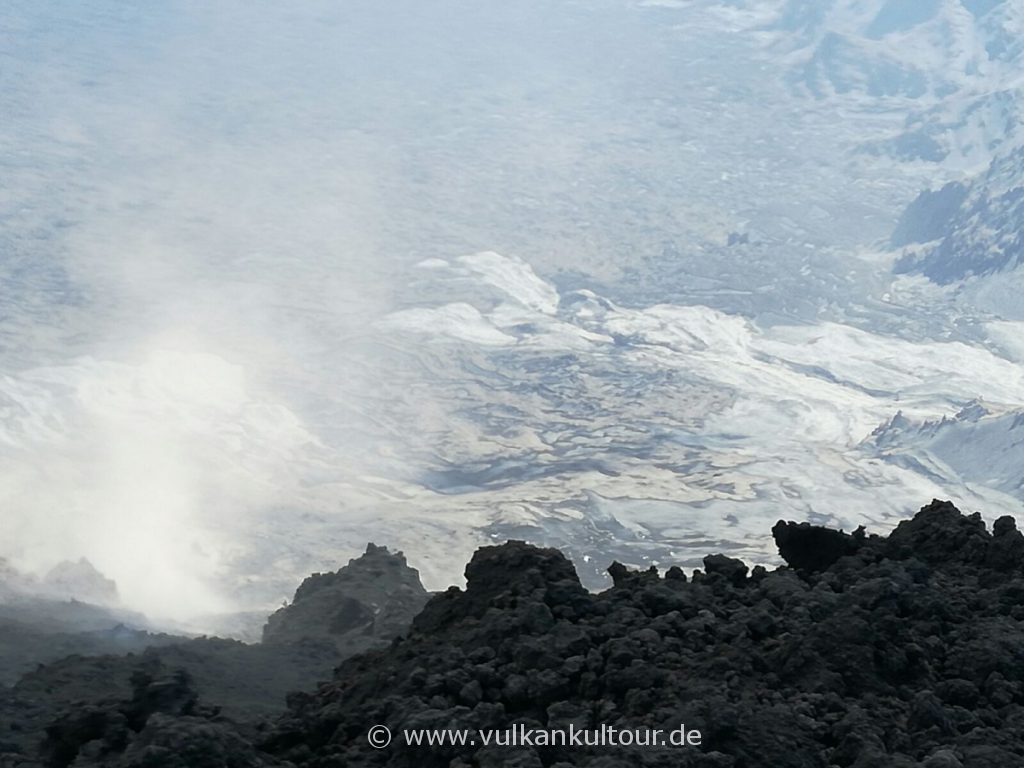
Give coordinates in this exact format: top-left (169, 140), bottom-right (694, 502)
top-left (3, 0), bottom-right (637, 620)
top-left (4, 0), bottom-right (1024, 626)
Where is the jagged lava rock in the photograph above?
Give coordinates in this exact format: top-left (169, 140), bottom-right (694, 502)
top-left (702, 554), bottom-right (748, 586)
top-left (0, 545), bottom-right (431, 766)
top-left (412, 540), bottom-right (589, 634)
top-left (886, 499), bottom-right (997, 566)
top-left (262, 543), bottom-right (428, 655)
top-left (263, 501), bottom-right (1024, 768)
top-left (39, 661), bottom-right (285, 768)
top-left (771, 519), bottom-right (866, 571)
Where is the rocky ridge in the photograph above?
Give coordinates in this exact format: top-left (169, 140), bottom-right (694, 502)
top-left (6, 501), bottom-right (1024, 767)
top-left (0, 545), bottom-right (428, 767)
top-left (262, 544), bottom-right (429, 655)
top-left (893, 144), bottom-right (1024, 284)
top-left (264, 500), bottom-right (1024, 768)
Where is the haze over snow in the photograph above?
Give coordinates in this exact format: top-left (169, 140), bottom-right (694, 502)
top-left (2, 0), bottom-right (1024, 625)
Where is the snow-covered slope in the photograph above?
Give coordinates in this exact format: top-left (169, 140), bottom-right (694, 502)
top-left (866, 401), bottom-right (1024, 500)
top-left (369, 252), bottom-right (1024, 585)
top-left (7, 249), bottom-right (1020, 611)
top-left (742, 0), bottom-right (1024, 167)
top-left (5, 0), bottom-right (1024, 630)
top-left (893, 144), bottom-right (1024, 284)
top-left (742, 0), bottom-right (1024, 293)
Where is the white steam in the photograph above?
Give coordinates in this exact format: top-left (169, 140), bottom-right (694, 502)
top-left (0, 351), bottom-right (320, 621)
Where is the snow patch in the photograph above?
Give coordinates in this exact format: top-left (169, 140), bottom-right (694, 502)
top-left (456, 251), bottom-right (560, 315)
top-left (379, 303), bottom-right (517, 346)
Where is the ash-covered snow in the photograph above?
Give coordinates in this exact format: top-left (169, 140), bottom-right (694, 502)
top-left (3, 0), bottom-right (1024, 629)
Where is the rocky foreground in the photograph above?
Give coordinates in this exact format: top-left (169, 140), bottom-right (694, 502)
top-left (0, 545), bottom-right (429, 767)
top-left (6, 500), bottom-right (1024, 767)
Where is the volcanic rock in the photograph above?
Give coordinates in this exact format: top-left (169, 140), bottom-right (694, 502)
top-left (702, 554), bottom-right (748, 586)
top-left (262, 543), bottom-right (429, 655)
top-left (38, 661), bottom-right (284, 768)
top-left (263, 501), bottom-right (1024, 768)
top-left (10, 500), bottom-right (1024, 767)
top-left (771, 519), bottom-right (865, 571)
top-left (0, 544), bottom-right (432, 766)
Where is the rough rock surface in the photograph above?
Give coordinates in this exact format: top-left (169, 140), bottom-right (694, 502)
top-left (892, 145), bottom-right (1024, 283)
top-left (0, 545), bottom-right (431, 767)
top-left (37, 661), bottom-right (285, 768)
top-left (8, 500), bottom-right (1024, 768)
top-left (263, 500), bottom-right (1024, 768)
top-left (770, 520), bottom-right (864, 572)
top-left (262, 543), bottom-right (429, 655)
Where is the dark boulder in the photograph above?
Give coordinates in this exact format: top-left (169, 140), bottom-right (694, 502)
top-left (702, 554), bottom-right (748, 586)
top-left (413, 541), bottom-right (588, 634)
top-left (885, 499), bottom-right (991, 566)
top-left (263, 542), bottom-right (429, 654)
top-left (771, 520), bottom-right (863, 571)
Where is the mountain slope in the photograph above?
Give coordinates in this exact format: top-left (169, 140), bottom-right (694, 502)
top-left (262, 543), bottom-right (429, 655)
top-left (749, 0), bottom-right (1024, 166)
top-left (866, 402), bottom-right (1024, 499)
top-left (0, 543), bottom-right (431, 763)
top-left (894, 144), bottom-right (1024, 283)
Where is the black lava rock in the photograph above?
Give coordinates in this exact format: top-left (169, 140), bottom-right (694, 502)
top-left (12, 500), bottom-right (1024, 768)
top-left (771, 519), bottom-right (865, 571)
